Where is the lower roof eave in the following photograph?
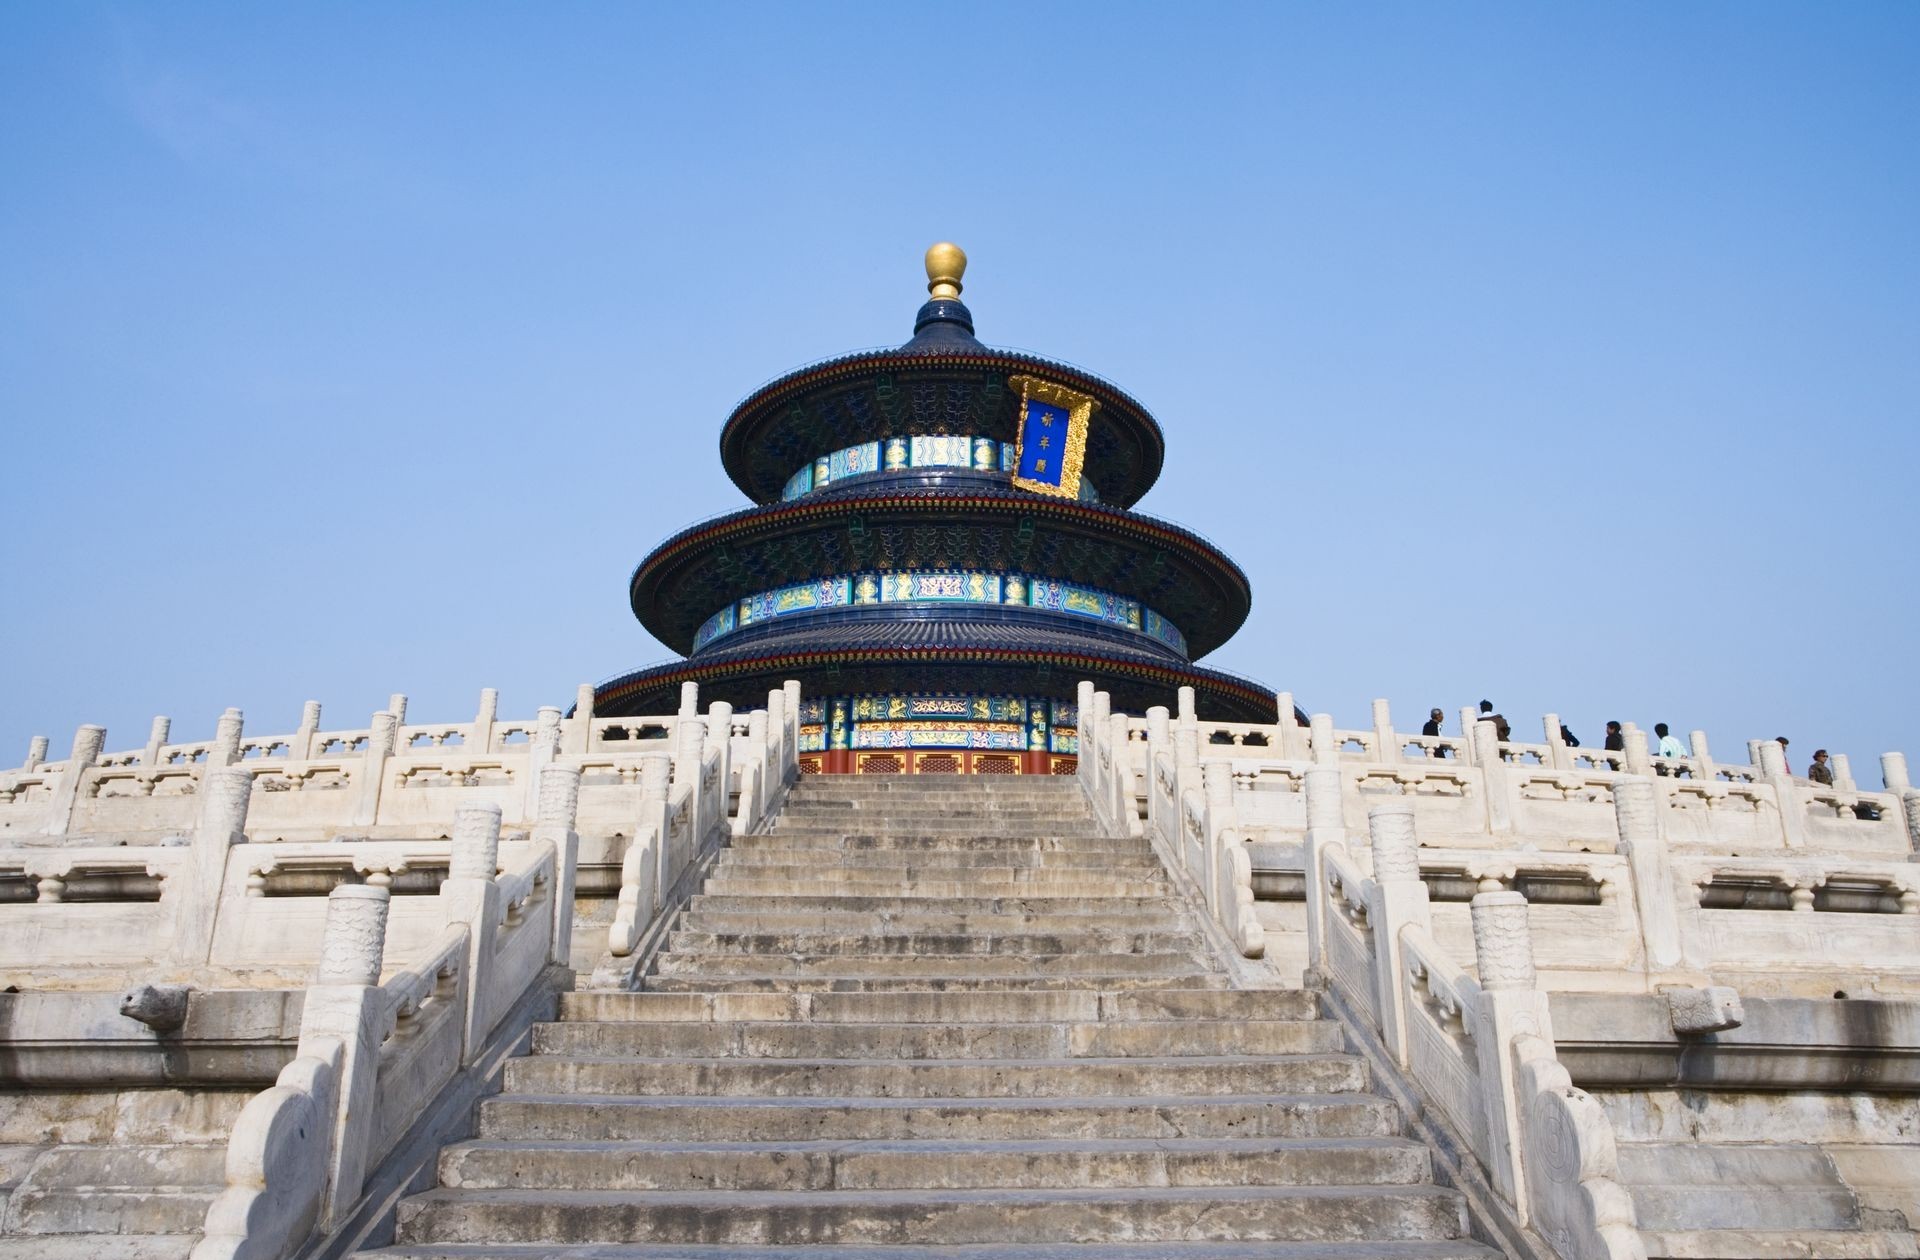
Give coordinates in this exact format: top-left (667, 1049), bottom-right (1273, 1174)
top-left (593, 646), bottom-right (1277, 724)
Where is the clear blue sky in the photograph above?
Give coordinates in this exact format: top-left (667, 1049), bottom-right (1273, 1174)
top-left (2, 5), bottom-right (1915, 774)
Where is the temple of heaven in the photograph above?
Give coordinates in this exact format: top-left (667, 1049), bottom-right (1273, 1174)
top-left (594, 244), bottom-right (1277, 775)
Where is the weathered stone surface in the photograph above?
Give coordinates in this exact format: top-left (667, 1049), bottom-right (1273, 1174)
top-left (366, 775), bottom-right (1493, 1259)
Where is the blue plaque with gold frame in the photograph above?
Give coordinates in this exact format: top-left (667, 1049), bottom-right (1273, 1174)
top-left (1008, 374), bottom-right (1095, 500)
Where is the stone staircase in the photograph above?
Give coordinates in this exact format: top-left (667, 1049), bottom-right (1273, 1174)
top-left (0, 1114), bottom-right (233, 1259)
top-left (362, 775), bottom-right (1499, 1258)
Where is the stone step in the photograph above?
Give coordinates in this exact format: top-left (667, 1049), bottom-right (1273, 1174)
top-left (689, 893), bottom-right (1180, 916)
top-left (647, 952), bottom-right (1212, 980)
top-left (500, 1054), bottom-right (1369, 1098)
top-left (637, 973), bottom-right (1233, 993)
top-left (717, 849), bottom-right (1160, 871)
top-left (676, 908), bottom-right (1192, 935)
top-left (663, 929), bottom-right (1206, 957)
top-left (783, 785), bottom-right (1086, 799)
top-left (528, 1019), bottom-right (1343, 1060)
top-left (737, 832), bottom-right (1148, 852)
top-left (705, 859), bottom-right (1166, 883)
top-left (394, 1183), bottom-right (1468, 1247)
top-left (764, 818), bottom-right (1098, 825)
top-left (1618, 1143), bottom-right (1869, 1233)
top-left (0, 1238), bottom-right (198, 1259)
top-left (1, 1144), bottom-right (225, 1236)
top-left (365, 1243), bottom-right (1501, 1260)
top-left (4, 1187), bottom-right (219, 1237)
top-left (700, 876), bottom-right (1171, 898)
top-left (1638, 1230), bottom-right (1920, 1260)
top-left (437, 1135), bottom-right (1433, 1192)
top-left (557, 987), bottom-right (1319, 1025)
top-left (478, 1092), bottom-right (1403, 1143)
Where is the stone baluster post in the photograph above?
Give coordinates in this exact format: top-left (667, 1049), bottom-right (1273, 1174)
top-left (639, 754), bottom-right (672, 916)
top-left (24, 736), bottom-right (49, 771)
top-left (42, 724), bottom-right (105, 837)
top-left (1176, 685), bottom-right (1196, 726)
top-left (1147, 705), bottom-right (1170, 748)
top-left (1757, 738), bottom-right (1808, 848)
top-left (1108, 711), bottom-right (1134, 834)
top-left (678, 682), bottom-right (700, 718)
top-left (1276, 691), bottom-right (1308, 760)
top-left (1088, 690), bottom-right (1113, 808)
top-left (1831, 754), bottom-right (1857, 794)
top-left (733, 708), bottom-right (762, 834)
top-left (1458, 707), bottom-right (1480, 764)
top-left (535, 765), bottom-right (582, 964)
top-left (1882, 752), bottom-right (1911, 794)
top-left (143, 717), bottom-right (171, 768)
top-left (1201, 762), bottom-right (1233, 912)
top-left (1302, 766), bottom-right (1347, 975)
top-left (765, 688), bottom-right (787, 781)
top-left (782, 681), bottom-right (801, 760)
top-left (1144, 704), bottom-right (1172, 839)
top-left (304, 883), bottom-right (391, 1229)
top-left (705, 701), bottom-right (734, 755)
top-left (1309, 713), bottom-right (1337, 766)
top-left (213, 708), bottom-right (244, 767)
top-left (525, 706), bottom-right (563, 824)
top-left (293, 701), bottom-right (322, 761)
top-left (1469, 890), bottom-right (1554, 1219)
top-left (173, 766), bottom-right (254, 964)
top-left (1613, 777), bottom-right (1682, 971)
top-left (1076, 681), bottom-right (1097, 795)
top-left (1543, 714), bottom-right (1569, 770)
top-left (1473, 720), bottom-right (1513, 834)
top-left (705, 701), bottom-right (735, 840)
top-left (442, 804), bottom-right (503, 1062)
top-left (353, 712), bottom-right (396, 827)
top-left (387, 694), bottom-right (408, 730)
top-left (570, 683), bottom-right (595, 753)
top-left (1902, 791), bottom-right (1920, 857)
top-left (1688, 729), bottom-right (1713, 781)
top-left (1746, 739), bottom-right (1764, 769)
top-left (1371, 699), bottom-right (1395, 764)
top-left (1365, 802), bottom-right (1432, 1067)
top-left (472, 689), bottom-right (498, 755)
top-left (1621, 724), bottom-right (1652, 778)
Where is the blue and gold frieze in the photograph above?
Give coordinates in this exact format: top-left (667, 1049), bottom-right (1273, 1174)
top-left (852, 723), bottom-right (1027, 751)
top-left (691, 570), bottom-right (1187, 659)
top-left (781, 434), bottom-right (1098, 503)
top-left (797, 693), bottom-right (1080, 753)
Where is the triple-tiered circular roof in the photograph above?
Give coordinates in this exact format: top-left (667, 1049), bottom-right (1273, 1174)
top-left (596, 244), bottom-right (1276, 723)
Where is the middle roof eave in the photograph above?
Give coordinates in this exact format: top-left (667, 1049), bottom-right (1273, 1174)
top-left (628, 489), bottom-right (1253, 659)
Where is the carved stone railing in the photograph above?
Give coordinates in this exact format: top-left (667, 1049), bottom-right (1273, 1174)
top-left (193, 772), bottom-right (580, 1260)
top-left (595, 682), bottom-right (800, 988)
top-left (0, 685), bottom-right (780, 993)
top-left (1083, 684), bottom-right (1261, 958)
top-left (1305, 801), bottom-right (1647, 1260)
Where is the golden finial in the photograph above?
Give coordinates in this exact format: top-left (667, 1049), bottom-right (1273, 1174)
top-left (925, 242), bottom-right (967, 301)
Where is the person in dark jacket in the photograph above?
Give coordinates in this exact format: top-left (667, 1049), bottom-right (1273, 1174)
top-left (1603, 721), bottom-right (1625, 753)
top-left (1809, 749), bottom-right (1834, 785)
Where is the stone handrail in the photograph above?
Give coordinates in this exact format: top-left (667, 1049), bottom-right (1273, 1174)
top-left (1080, 672), bottom-right (1920, 989)
top-left (1083, 684), bottom-right (1261, 957)
top-left (0, 686), bottom-right (795, 992)
top-left (193, 775), bottom-right (580, 1260)
top-left (1306, 800), bottom-right (1647, 1260)
top-left (598, 683), bottom-right (799, 985)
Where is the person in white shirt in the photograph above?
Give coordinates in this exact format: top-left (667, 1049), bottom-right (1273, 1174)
top-left (1653, 723), bottom-right (1690, 776)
